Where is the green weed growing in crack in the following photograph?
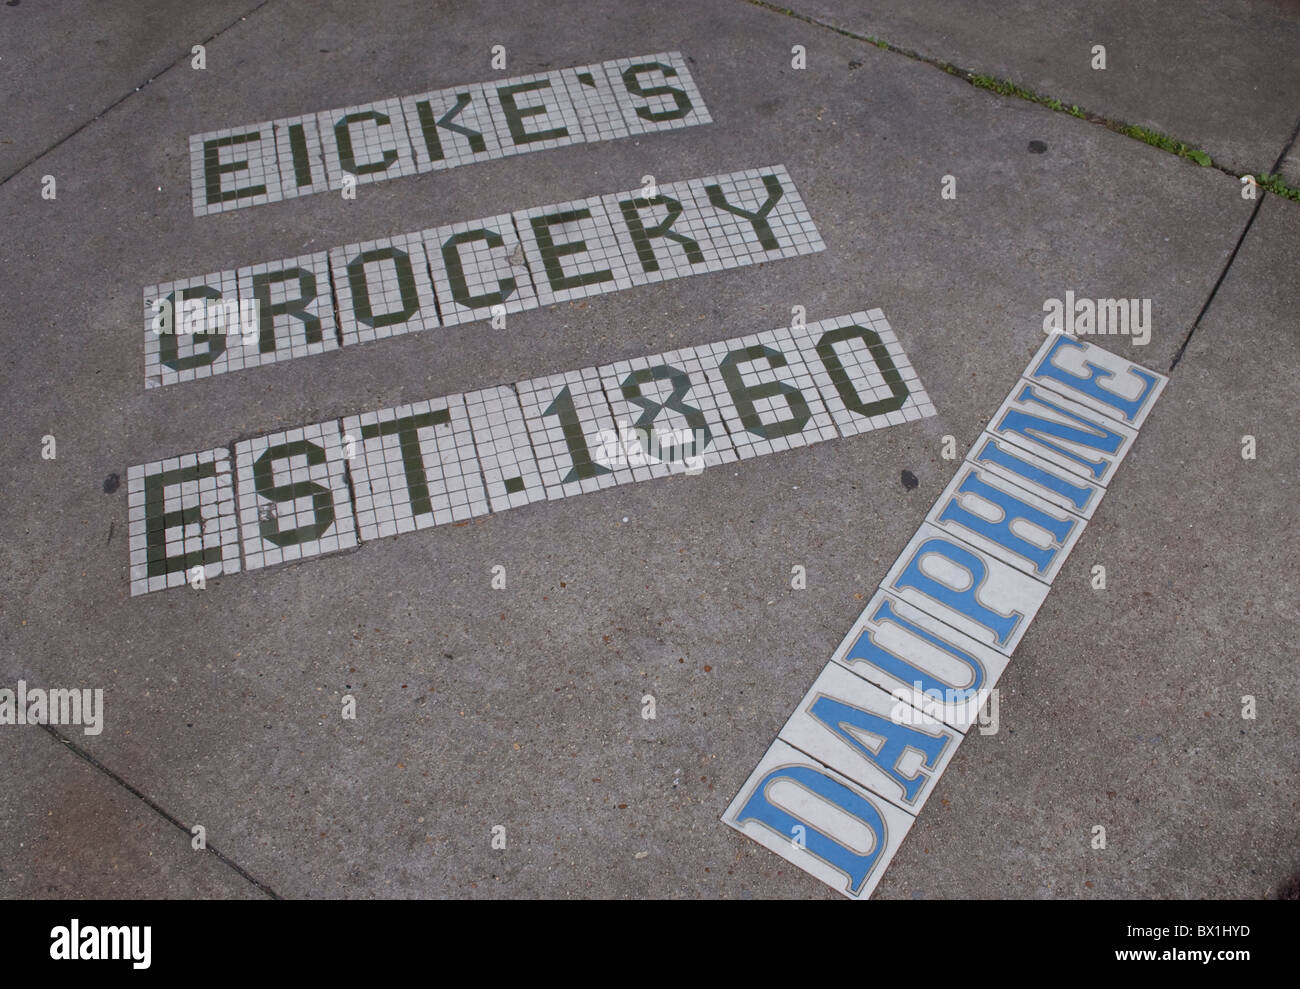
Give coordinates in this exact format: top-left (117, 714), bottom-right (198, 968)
top-left (1253, 172), bottom-right (1300, 202)
top-left (1115, 123), bottom-right (1213, 166)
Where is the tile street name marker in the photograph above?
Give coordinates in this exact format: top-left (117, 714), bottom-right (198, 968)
top-left (722, 334), bottom-right (1167, 899)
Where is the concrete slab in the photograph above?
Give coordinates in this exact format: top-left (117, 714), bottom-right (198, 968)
top-left (777, 0), bottom-right (1300, 177)
top-left (0, 728), bottom-right (263, 898)
top-left (1, 0), bottom-right (1292, 898)
top-left (0, 0), bottom-right (257, 182)
top-left (1278, 139), bottom-right (1300, 188)
top-left (864, 194), bottom-right (1299, 899)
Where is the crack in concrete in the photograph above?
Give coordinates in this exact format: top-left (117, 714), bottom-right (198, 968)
top-left (39, 723), bottom-right (283, 899)
top-left (1169, 111), bottom-right (1300, 371)
top-left (744, 0), bottom-right (1298, 375)
top-left (745, 0), bottom-right (1300, 200)
top-left (0, 0), bottom-right (273, 188)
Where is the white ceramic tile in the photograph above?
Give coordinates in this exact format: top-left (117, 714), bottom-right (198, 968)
top-left (422, 214), bottom-right (538, 326)
top-left (399, 83), bottom-right (506, 172)
top-left (127, 448), bottom-right (240, 596)
top-left (722, 739), bottom-right (917, 900)
top-left (966, 432), bottom-right (1105, 520)
top-left (926, 461), bottom-right (1087, 583)
top-left (273, 114), bottom-right (330, 199)
top-left (233, 252), bottom-right (339, 370)
top-left (331, 233), bottom-right (440, 345)
top-left (514, 195), bottom-right (628, 305)
top-left (143, 271), bottom-right (240, 389)
top-left (234, 421), bottom-right (358, 571)
top-left (342, 396), bottom-right (489, 540)
top-left (559, 62), bottom-right (633, 141)
top-left (831, 591), bottom-right (1009, 734)
top-left (189, 123), bottom-right (283, 215)
top-left (316, 98), bottom-right (418, 190)
top-left (880, 522), bottom-right (1051, 655)
top-left (794, 310), bottom-right (938, 437)
top-left (602, 178), bottom-right (719, 285)
top-left (463, 385), bottom-right (548, 512)
top-left (683, 164), bottom-right (825, 266)
top-left (595, 344), bottom-right (738, 482)
top-left (778, 662), bottom-right (962, 814)
top-left (697, 325), bottom-right (839, 459)
top-left (486, 70), bottom-right (585, 156)
top-left (987, 379), bottom-right (1138, 487)
top-left (602, 52), bottom-right (713, 135)
top-left (515, 368), bottom-right (624, 500)
top-left (1026, 335), bottom-right (1168, 429)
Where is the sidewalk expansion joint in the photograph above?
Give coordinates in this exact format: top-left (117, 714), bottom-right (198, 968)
top-left (746, 0), bottom-right (1300, 202)
top-left (0, 0), bottom-right (272, 188)
top-left (39, 723), bottom-right (284, 900)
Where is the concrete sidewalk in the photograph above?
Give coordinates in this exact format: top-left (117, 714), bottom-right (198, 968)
top-left (1, 0), bottom-right (1295, 899)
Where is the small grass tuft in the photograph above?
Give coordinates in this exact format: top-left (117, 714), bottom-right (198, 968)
top-left (749, 0), bottom-right (1295, 202)
top-left (1253, 172), bottom-right (1300, 202)
top-left (1115, 123), bottom-right (1214, 166)
top-left (967, 73), bottom-right (1039, 102)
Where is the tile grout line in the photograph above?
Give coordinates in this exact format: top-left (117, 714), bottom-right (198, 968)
top-left (507, 380), bottom-right (549, 502)
top-left (37, 723), bottom-right (283, 899)
top-left (508, 212), bottom-right (544, 309)
top-left (458, 395), bottom-right (496, 517)
top-left (422, 244), bottom-right (446, 327)
top-left (227, 441), bottom-right (247, 574)
top-left (338, 419), bottom-right (364, 549)
top-left (0, 0), bottom-right (273, 188)
top-left (324, 249), bottom-right (346, 349)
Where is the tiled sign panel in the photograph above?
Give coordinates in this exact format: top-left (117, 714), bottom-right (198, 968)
top-left (190, 52), bottom-right (712, 215)
top-left (145, 165), bottom-right (827, 388)
top-left (723, 335), bottom-right (1167, 899)
top-left (126, 310), bottom-right (935, 596)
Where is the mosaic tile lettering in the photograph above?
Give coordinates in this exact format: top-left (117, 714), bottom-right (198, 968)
top-left (127, 309), bottom-right (934, 595)
top-left (146, 165), bottom-right (826, 389)
top-left (190, 52), bottom-right (711, 215)
top-left (723, 334), bottom-right (1167, 899)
